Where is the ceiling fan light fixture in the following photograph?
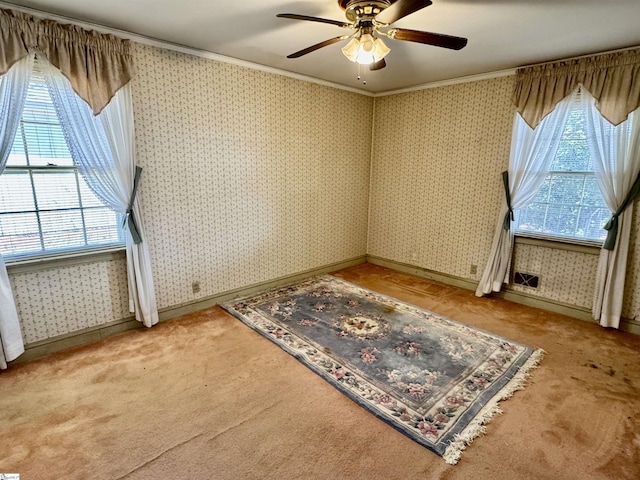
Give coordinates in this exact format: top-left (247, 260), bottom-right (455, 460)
top-left (341, 33), bottom-right (390, 65)
top-left (341, 37), bottom-right (361, 62)
top-left (372, 36), bottom-right (390, 60)
top-left (279, 0), bottom-right (468, 71)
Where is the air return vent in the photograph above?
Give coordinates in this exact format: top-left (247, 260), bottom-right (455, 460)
top-left (513, 272), bottom-right (539, 289)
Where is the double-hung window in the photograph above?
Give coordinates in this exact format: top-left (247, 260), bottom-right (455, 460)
top-left (0, 60), bottom-right (124, 259)
top-left (514, 92), bottom-right (610, 244)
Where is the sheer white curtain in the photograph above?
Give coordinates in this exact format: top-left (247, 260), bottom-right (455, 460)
top-left (581, 90), bottom-right (640, 328)
top-left (42, 61), bottom-right (159, 328)
top-left (476, 90), bottom-right (576, 296)
top-left (0, 54), bottom-right (33, 369)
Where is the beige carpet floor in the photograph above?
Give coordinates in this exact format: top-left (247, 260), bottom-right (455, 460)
top-left (1, 263), bottom-right (639, 479)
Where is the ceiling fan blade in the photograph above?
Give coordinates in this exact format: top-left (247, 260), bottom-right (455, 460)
top-left (369, 59), bottom-right (387, 71)
top-left (286, 36), bottom-right (348, 58)
top-left (391, 28), bottom-right (468, 50)
top-left (276, 13), bottom-right (350, 28)
top-left (375, 0), bottom-right (433, 25)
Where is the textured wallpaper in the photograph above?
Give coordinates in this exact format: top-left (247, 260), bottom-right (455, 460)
top-left (10, 257), bottom-right (130, 344)
top-left (622, 206), bottom-right (640, 319)
top-left (132, 45), bottom-right (372, 308)
top-left (8, 42), bottom-right (373, 344)
top-left (368, 77), bottom-right (516, 279)
top-left (9, 41), bottom-right (640, 347)
top-left (510, 244), bottom-right (598, 308)
top-left (368, 75), bottom-right (640, 320)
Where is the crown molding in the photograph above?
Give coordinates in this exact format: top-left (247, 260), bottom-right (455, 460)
top-left (3, 3), bottom-right (639, 99)
top-left (373, 68), bottom-right (517, 97)
top-left (373, 43), bottom-right (640, 97)
top-left (0, 1), bottom-right (374, 97)
top-left (0, 2), bottom-right (567, 99)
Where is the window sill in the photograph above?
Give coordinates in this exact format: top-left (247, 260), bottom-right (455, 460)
top-left (5, 246), bottom-right (126, 274)
top-left (514, 234), bottom-right (602, 255)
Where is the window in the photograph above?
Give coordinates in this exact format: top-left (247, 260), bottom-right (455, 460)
top-left (0, 61), bottom-right (124, 259)
top-left (514, 93), bottom-right (610, 243)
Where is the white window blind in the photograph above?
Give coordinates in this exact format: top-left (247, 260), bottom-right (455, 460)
top-left (0, 59), bottom-right (124, 258)
top-left (514, 93), bottom-right (610, 243)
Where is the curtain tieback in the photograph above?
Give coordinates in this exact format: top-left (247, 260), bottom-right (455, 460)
top-left (502, 171), bottom-right (514, 230)
top-left (602, 172), bottom-right (640, 251)
top-left (123, 166), bottom-right (143, 245)
top-left (603, 214), bottom-right (619, 251)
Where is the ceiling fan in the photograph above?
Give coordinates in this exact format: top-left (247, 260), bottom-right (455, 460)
top-left (277, 0), bottom-right (467, 71)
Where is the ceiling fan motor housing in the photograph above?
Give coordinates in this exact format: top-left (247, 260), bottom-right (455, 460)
top-left (338, 0), bottom-right (394, 23)
top-left (277, 1), bottom-right (466, 64)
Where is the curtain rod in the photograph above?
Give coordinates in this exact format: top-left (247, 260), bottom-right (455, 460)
top-left (519, 44), bottom-right (640, 70)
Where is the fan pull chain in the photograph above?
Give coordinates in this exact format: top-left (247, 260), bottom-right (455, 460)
top-left (356, 63), bottom-right (367, 85)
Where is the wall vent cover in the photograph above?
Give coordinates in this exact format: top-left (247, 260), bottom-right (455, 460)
top-left (513, 272), bottom-right (539, 288)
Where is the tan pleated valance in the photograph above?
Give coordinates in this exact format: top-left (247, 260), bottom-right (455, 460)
top-left (513, 48), bottom-right (640, 129)
top-left (0, 8), bottom-right (133, 115)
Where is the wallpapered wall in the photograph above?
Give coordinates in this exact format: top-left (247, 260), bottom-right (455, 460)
top-left (9, 257), bottom-right (130, 344)
top-left (368, 75), bottom-right (640, 322)
top-left (9, 42), bottom-right (640, 347)
top-left (369, 77), bottom-right (516, 280)
top-left (8, 43), bottom-right (373, 345)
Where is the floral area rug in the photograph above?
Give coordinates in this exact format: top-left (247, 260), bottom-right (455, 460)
top-left (222, 275), bottom-right (544, 464)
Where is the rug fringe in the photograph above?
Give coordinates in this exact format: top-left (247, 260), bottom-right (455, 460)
top-left (442, 348), bottom-right (546, 465)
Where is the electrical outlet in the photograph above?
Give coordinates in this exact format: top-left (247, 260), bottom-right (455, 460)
top-left (410, 252), bottom-right (418, 262)
top-left (192, 281), bottom-right (201, 294)
top-left (470, 264), bottom-right (477, 275)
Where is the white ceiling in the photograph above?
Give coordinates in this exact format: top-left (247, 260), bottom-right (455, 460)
top-left (3, 0), bottom-right (640, 94)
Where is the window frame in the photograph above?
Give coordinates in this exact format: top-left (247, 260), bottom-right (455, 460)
top-left (513, 169), bottom-right (607, 248)
top-left (1, 165), bottom-right (126, 261)
top-left (513, 229), bottom-right (604, 249)
top-left (513, 93), bottom-right (609, 247)
top-left (0, 61), bottom-right (125, 261)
